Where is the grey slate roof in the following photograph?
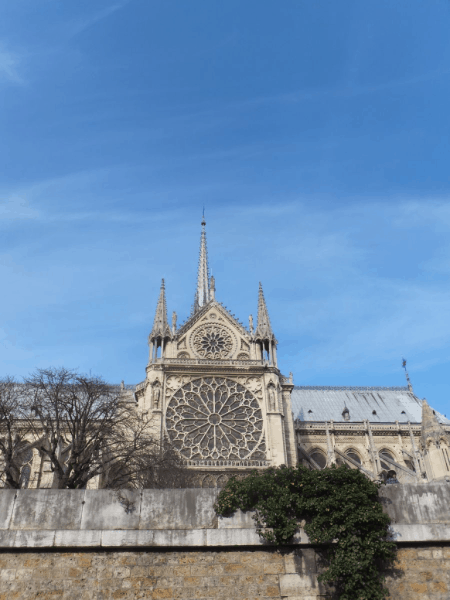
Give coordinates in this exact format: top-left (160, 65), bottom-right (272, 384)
top-left (291, 386), bottom-right (450, 425)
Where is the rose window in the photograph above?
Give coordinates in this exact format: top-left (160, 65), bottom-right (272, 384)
top-left (165, 377), bottom-right (265, 461)
top-left (191, 324), bottom-right (234, 359)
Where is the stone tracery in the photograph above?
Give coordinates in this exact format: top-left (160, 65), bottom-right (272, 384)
top-left (191, 324), bottom-right (234, 359)
top-left (165, 377), bottom-right (265, 461)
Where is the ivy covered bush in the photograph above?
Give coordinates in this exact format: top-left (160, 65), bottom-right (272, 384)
top-left (214, 464), bottom-right (396, 600)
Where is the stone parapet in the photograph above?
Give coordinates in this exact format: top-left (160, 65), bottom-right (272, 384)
top-left (0, 483), bottom-right (449, 550)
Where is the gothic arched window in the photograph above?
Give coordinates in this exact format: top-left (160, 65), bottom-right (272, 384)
top-left (309, 449), bottom-right (326, 469)
top-left (380, 449), bottom-right (395, 470)
top-left (345, 449), bottom-right (362, 465)
top-left (404, 459), bottom-right (416, 472)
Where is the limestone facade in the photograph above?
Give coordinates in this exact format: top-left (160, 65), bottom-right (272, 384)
top-left (134, 217), bottom-right (297, 479)
top-left (294, 392), bottom-right (450, 484)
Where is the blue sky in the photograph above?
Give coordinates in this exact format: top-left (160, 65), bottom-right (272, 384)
top-left (1, 0), bottom-right (450, 417)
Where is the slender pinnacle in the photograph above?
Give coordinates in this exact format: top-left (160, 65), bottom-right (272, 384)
top-left (255, 282), bottom-right (275, 340)
top-left (150, 279), bottom-right (172, 339)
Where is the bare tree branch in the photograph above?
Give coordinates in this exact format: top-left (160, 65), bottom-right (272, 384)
top-left (0, 376), bottom-right (34, 489)
top-left (19, 367), bottom-right (188, 489)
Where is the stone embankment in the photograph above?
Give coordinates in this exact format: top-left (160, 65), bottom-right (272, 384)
top-left (0, 483), bottom-right (449, 599)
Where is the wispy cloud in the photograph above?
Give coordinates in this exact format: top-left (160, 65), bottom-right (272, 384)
top-left (69, 1), bottom-right (132, 37)
top-left (0, 195), bottom-right (39, 220)
top-left (0, 46), bottom-right (23, 84)
top-left (222, 68), bottom-right (450, 112)
top-left (2, 164), bottom-right (450, 403)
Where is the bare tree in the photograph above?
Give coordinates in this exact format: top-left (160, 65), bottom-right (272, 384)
top-left (0, 376), bottom-right (34, 489)
top-left (104, 433), bottom-right (189, 490)
top-left (23, 367), bottom-right (187, 489)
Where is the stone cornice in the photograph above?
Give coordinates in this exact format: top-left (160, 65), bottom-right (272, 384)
top-left (295, 422), bottom-right (427, 436)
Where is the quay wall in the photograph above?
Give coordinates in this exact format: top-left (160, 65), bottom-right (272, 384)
top-left (0, 483), bottom-right (449, 599)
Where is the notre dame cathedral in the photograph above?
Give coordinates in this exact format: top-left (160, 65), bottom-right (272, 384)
top-left (131, 217), bottom-right (450, 487)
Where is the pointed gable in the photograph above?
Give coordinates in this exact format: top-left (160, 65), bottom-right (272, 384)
top-left (177, 300), bottom-right (250, 341)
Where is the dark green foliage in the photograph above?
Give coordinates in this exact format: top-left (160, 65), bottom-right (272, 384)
top-left (214, 464), bottom-right (396, 600)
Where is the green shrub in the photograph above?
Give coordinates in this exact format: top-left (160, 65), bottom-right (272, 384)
top-left (214, 464), bottom-right (396, 600)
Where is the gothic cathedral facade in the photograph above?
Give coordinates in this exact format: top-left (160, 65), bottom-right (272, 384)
top-left (134, 216), bottom-right (297, 477)
top-left (133, 217), bottom-right (450, 487)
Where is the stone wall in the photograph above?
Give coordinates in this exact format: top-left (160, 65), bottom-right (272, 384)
top-left (0, 548), bottom-right (327, 600)
top-left (386, 545), bottom-right (450, 599)
top-left (1, 483), bottom-right (450, 548)
top-left (1, 484), bottom-right (450, 599)
top-left (1, 545), bottom-right (449, 599)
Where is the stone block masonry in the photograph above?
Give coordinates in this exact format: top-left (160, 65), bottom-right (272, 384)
top-left (0, 548), bottom-right (330, 600)
top-left (1, 545), bottom-right (450, 599)
top-left (386, 545), bottom-right (450, 599)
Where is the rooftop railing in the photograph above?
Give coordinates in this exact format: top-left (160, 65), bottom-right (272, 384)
top-left (152, 358), bottom-right (262, 366)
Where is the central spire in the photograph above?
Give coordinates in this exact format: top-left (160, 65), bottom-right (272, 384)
top-left (193, 214), bottom-right (210, 313)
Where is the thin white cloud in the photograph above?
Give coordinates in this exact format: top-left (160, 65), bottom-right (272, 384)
top-left (229, 197), bottom-right (450, 379)
top-left (221, 68), bottom-right (450, 112)
top-left (3, 167), bottom-right (450, 389)
top-left (70, 1), bottom-right (132, 37)
top-left (0, 195), bottom-right (39, 220)
top-left (0, 167), bottom-right (185, 225)
top-left (0, 47), bottom-right (23, 84)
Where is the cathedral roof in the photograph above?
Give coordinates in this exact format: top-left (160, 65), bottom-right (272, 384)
top-left (291, 386), bottom-right (450, 425)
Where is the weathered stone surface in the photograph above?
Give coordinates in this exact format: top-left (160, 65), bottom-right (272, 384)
top-left (0, 549), bottom-right (288, 599)
top-left (0, 530), bottom-right (16, 547)
top-left (0, 546), bottom-right (448, 599)
top-left (13, 529), bottom-right (56, 548)
top-left (140, 489), bottom-right (218, 530)
top-left (217, 508), bottom-right (255, 529)
top-left (1, 484), bottom-right (450, 548)
top-left (379, 481), bottom-right (450, 525)
top-left (0, 489), bottom-right (16, 530)
top-left (206, 527), bottom-right (262, 546)
top-left (80, 490), bottom-right (141, 530)
top-left (54, 529), bottom-right (102, 547)
top-left (392, 522), bottom-right (450, 542)
top-left (385, 544), bottom-right (450, 600)
top-left (101, 529), bottom-right (154, 547)
top-left (10, 489), bottom-right (85, 530)
top-left (0, 478), bottom-right (449, 600)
